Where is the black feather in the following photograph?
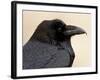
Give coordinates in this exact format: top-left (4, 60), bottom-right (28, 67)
top-left (23, 19), bottom-right (86, 69)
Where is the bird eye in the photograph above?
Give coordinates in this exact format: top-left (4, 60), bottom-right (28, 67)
top-left (58, 27), bottom-right (62, 31)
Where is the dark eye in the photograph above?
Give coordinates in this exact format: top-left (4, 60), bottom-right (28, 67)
top-left (58, 27), bottom-right (62, 31)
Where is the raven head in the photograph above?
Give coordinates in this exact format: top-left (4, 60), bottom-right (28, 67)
top-left (50, 19), bottom-right (86, 41)
top-left (31, 19), bottom-right (86, 43)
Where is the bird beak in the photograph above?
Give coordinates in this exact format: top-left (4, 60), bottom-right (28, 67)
top-left (63, 25), bottom-right (86, 36)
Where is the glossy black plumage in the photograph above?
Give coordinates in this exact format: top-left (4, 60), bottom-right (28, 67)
top-left (23, 19), bottom-right (86, 69)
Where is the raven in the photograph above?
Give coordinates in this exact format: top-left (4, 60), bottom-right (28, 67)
top-left (23, 19), bottom-right (86, 69)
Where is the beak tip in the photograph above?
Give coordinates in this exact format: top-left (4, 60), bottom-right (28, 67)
top-left (84, 32), bottom-right (87, 36)
top-left (78, 27), bottom-right (87, 35)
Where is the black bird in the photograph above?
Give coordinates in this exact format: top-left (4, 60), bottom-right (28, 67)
top-left (23, 19), bottom-right (86, 69)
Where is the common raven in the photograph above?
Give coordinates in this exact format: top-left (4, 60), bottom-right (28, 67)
top-left (23, 19), bottom-right (86, 69)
